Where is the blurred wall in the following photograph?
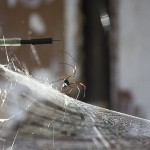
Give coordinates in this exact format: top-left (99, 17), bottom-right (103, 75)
top-left (117, 0), bottom-right (150, 119)
top-left (0, 0), bottom-right (64, 75)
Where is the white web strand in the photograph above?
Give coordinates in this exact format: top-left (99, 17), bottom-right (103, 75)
top-left (0, 89), bottom-right (7, 107)
top-left (73, 100), bottom-right (111, 149)
top-left (52, 121), bottom-right (55, 150)
top-left (30, 45), bottom-right (41, 65)
top-left (93, 126), bottom-right (110, 149)
top-left (9, 126), bottom-right (20, 150)
top-left (2, 36), bottom-right (10, 65)
top-left (3, 98), bottom-right (38, 122)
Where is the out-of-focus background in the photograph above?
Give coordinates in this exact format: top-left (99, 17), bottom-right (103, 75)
top-left (0, 0), bottom-right (150, 119)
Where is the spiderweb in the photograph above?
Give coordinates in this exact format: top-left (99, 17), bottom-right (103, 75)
top-left (0, 39), bottom-right (150, 150)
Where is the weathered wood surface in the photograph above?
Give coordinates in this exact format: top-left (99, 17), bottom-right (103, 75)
top-left (0, 64), bottom-right (150, 150)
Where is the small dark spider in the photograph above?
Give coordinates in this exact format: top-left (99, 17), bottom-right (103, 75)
top-left (52, 51), bottom-right (86, 100)
top-left (62, 78), bottom-right (70, 89)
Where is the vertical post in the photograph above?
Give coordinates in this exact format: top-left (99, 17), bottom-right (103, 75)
top-left (82, 0), bottom-right (111, 108)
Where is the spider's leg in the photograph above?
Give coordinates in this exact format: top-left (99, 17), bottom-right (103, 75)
top-left (72, 63), bottom-right (76, 77)
top-left (59, 62), bottom-right (76, 78)
top-left (60, 85), bottom-right (63, 91)
top-left (66, 75), bottom-right (72, 80)
top-left (78, 82), bottom-right (86, 100)
top-left (76, 85), bottom-right (80, 100)
top-left (59, 51), bottom-right (77, 78)
top-left (69, 82), bottom-right (80, 100)
top-left (66, 87), bottom-right (73, 95)
top-left (50, 76), bottom-right (66, 84)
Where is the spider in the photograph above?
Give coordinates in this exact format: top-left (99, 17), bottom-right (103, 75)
top-left (52, 51), bottom-right (86, 100)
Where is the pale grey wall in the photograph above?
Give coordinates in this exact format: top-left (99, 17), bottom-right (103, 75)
top-left (118, 0), bottom-right (150, 119)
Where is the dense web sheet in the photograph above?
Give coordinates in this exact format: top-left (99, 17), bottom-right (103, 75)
top-left (0, 63), bottom-right (150, 150)
top-left (0, 45), bottom-right (150, 150)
